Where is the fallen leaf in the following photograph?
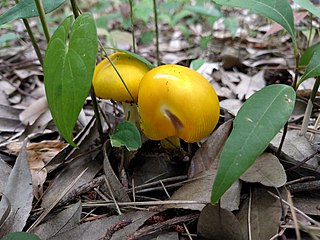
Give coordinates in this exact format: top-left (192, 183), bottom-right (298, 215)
top-left (49, 211), bottom-right (154, 240)
top-left (0, 139), bottom-right (33, 237)
top-left (270, 129), bottom-right (319, 168)
top-left (235, 70), bottom-right (266, 100)
top-left (240, 152), bottom-right (287, 187)
top-left (236, 186), bottom-right (285, 240)
top-left (197, 204), bottom-right (244, 240)
top-left (32, 201), bottom-right (82, 239)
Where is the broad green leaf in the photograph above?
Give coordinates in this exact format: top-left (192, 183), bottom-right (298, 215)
top-left (0, 0), bottom-right (66, 26)
top-left (294, 0), bottom-right (320, 19)
top-left (110, 121), bottom-right (142, 151)
top-left (2, 232), bottom-right (40, 240)
top-left (298, 48), bottom-right (320, 86)
top-left (212, 0), bottom-right (296, 42)
top-left (44, 14), bottom-right (98, 146)
top-left (211, 84), bottom-right (295, 203)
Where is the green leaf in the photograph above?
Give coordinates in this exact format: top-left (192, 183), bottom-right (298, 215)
top-left (211, 84), bottom-right (296, 203)
top-left (299, 42), bottom-right (320, 68)
top-left (44, 14), bottom-right (98, 146)
top-left (0, 0), bottom-right (66, 26)
top-left (190, 58), bottom-right (205, 70)
top-left (298, 48), bottom-right (320, 86)
top-left (110, 121), bottom-right (142, 151)
top-left (212, 0), bottom-right (296, 42)
top-left (293, 0), bottom-right (320, 19)
top-left (2, 232), bottom-right (40, 240)
top-left (112, 48), bottom-right (155, 69)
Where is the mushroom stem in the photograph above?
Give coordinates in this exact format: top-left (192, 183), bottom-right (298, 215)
top-left (122, 102), bottom-right (140, 128)
top-left (160, 136), bottom-right (181, 148)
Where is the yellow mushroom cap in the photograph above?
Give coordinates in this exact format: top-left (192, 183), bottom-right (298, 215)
top-left (138, 64), bottom-right (220, 143)
top-left (92, 52), bottom-right (150, 102)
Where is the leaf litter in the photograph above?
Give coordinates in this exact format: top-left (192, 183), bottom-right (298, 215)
top-left (1, 1), bottom-right (320, 239)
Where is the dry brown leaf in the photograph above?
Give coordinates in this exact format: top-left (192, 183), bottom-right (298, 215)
top-left (6, 140), bottom-right (66, 198)
top-left (197, 204), bottom-right (244, 240)
top-left (240, 152), bottom-right (287, 187)
top-left (236, 186), bottom-right (285, 240)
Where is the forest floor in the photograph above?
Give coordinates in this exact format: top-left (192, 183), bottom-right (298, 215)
top-left (1, 1), bottom-right (320, 239)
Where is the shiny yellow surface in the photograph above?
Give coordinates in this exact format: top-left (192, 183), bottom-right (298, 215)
top-left (138, 64), bottom-right (220, 143)
top-left (92, 52), bottom-right (150, 102)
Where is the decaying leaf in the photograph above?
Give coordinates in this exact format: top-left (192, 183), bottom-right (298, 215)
top-left (270, 129), bottom-right (319, 168)
top-left (236, 186), bottom-right (285, 240)
top-left (6, 140), bottom-right (66, 199)
top-left (0, 139), bottom-right (33, 237)
top-left (170, 121), bottom-right (236, 211)
top-left (49, 210), bottom-right (154, 240)
top-left (197, 203), bottom-right (244, 240)
top-left (240, 152), bottom-right (287, 187)
top-left (32, 201), bottom-right (82, 239)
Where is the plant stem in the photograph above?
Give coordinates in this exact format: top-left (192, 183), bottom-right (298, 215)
top-left (129, 0), bottom-right (136, 53)
top-left (34, 0), bottom-right (50, 43)
top-left (98, 40), bottom-right (135, 102)
top-left (23, 19), bottom-right (44, 66)
top-left (70, 0), bottom-right (80, 18)
top-left (90, 88), bottom-right (105, 143)
top-left (153, 0), bottom-right (160, 66)
top-left (300, 77), bottom-right (320, 136)
top-left (14, 0), bottom-right (43, 66)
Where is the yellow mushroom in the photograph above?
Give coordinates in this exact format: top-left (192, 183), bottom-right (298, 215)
top-left (138, 64), bottom-right (220, 143)
top-left (92, 52), bottom-right (150, 103)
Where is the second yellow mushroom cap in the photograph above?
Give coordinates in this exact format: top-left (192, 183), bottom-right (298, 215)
top-left (92, 52), bottom-right (150, 102)
top-left (138, 64), bottom-right (220, 143)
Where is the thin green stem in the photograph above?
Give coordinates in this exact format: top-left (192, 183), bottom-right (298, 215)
top-left (153, 0), bottom-right (160, 66)
top-left (307, 14), bottom-right (314, 49)
top-left (300, 77), bottom-right (320, 136)
top-left (98, 40), bottom-right (135, 102)
top-left (34, 0), bottom-right (50, 43)
top-left (23, 19), bottom-right (44, 67)
top-left (129, 0), bottom-right (136, 53)
top-left (14, 0), bottom-right (43, 66)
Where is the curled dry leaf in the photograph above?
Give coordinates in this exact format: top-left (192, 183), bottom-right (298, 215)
top-left (6, 140), bottom-right (66, 199)
top-left (240, 152), bottom-right (287, 187)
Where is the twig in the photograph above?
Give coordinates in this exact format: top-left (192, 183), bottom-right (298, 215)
top-left (57, 175), bottom-right (105, 207)
top-left (103, 175), bottom-right (122, 215)
top-left (248, 185), bottom-right (252, 240)
top-left (287, 180), bottom-right (320, 193)
top-left (82, 200), bottom-right (208, 208)
top-left (287, 190), bottom-right (301, 240)
top-left (286, 149), bottom-right (320, 172)
top-left (27, 168), bottom-right (88, 232)
top-left (129, 212), bottom-right (199, 240)
top-left (268, 191), bottom-right (320, 227)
